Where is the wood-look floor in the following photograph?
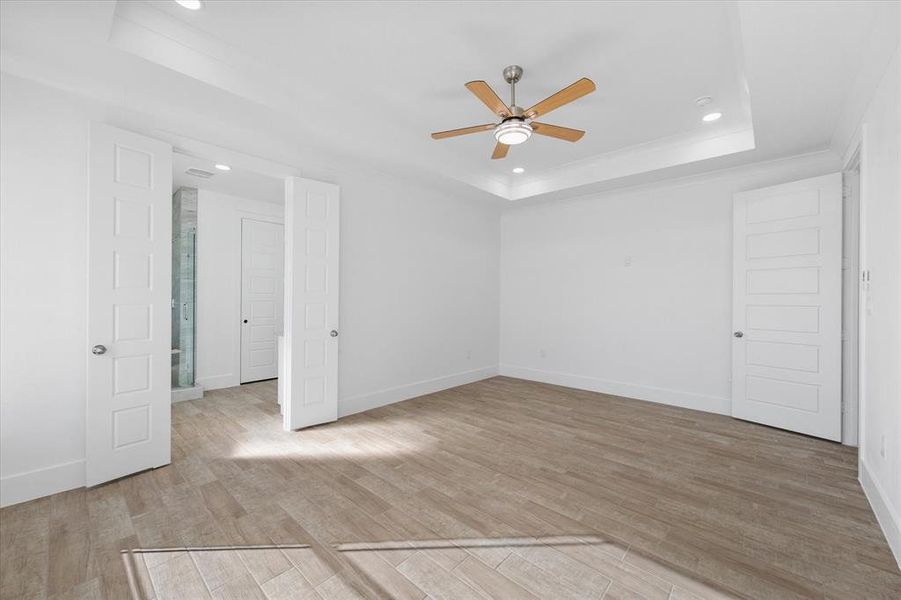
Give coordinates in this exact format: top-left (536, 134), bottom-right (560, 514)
top-left (2, 377), bottom-right (899, 599)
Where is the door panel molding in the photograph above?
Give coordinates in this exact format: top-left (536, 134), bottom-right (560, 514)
top-left (731, 173), bottom-right (843, 441)
top-left (283, 177), bottom-right (340, 430)
top-left (240, 218), bottom-right (284, 383)
top-left (86, 123), bottom-right (171, 486)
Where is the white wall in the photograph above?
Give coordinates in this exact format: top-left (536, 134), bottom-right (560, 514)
top-left (336, 172), bottom-right (500, 416)
top-left (499, 152), bottom-right (840, 414)
top-left (196, 176), bottom-right (502, 412)
top-left (0, 74), bottom-right (98, 505)
top-left (195, 189), bottom-right (284, 391)
top-left (856, 42), bottom-right (901, 566)
top-left (0, 73), bottom-right (501, 506)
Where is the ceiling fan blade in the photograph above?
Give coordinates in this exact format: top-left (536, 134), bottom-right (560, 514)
top-left (491, 142), bottom-right (509, 160)
top-left (431, 123), bottom-right (496, 139)
top-left (465, 81), bottom-right (512, 118)
top-left (524, 78), bottom-right (596, 119)
top-left (530, 122), bottom-right (585, 142)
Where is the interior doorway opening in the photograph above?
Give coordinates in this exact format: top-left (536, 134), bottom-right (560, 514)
top-left (170, 150), bottom-right (286, 402)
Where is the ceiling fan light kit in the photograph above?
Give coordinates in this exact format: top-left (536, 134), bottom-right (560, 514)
top-left (494, 120), bottom-right (532, 145)
top-left (432, 65), bottom-right (596, 160)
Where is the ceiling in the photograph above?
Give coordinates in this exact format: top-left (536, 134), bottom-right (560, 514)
top-left (172, 152), bottom-right (284, 204)
top-left (0, 1), bottom-right (896, 202)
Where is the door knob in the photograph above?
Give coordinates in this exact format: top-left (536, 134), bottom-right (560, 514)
top-left (733, 331), bottom-right (744, 338)
top-left (330, 330), bottom-right (338, 337)
top-left (243, 319), bottom-right (248, 324)
top-left (92, 344), bottom-right (107, 355)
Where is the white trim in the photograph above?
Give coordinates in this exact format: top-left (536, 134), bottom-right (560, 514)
top-left (195, 373), bottom-right (239, 391)
top-left (338, 366), bottom-right (499, 418)
top-left (841, 127), bottom-right (864, 174)
top-left (856, 125), bottom-right (870, 461)
top-left (171, 386), bottom-right (204, 403)
top-left (498, 365), bottom-right (731, 415)
top-left (859, 458), bottom-right (901, 569)
top-left (840, 145), bottom-right (862, 446)
top-left (505, 150), bottom-right (840, 213)
top-left (0, 460), bottom-right (85, 508)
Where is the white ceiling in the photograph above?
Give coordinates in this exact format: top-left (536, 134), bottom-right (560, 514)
top-left (172, 152), bottom-right (284, 204)
top-left (0, 1), bottom-right (895, 202)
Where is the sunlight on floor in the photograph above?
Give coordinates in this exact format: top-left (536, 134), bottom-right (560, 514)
top-left (227, 437), bottom-right (429, 460)
top-left (226, 414), bottom-right (433, 460)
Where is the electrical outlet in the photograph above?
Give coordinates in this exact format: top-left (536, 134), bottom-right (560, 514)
top-left (539, 349), bottom-right (546, 359)
top-left (466, 350), bottom-right (471, 360)
top-left (624, 256), bottom-right (632, 267)
top-left (880, 435), bottom-right (886, 459)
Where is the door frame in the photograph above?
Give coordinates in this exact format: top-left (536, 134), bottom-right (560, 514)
top-left (841, 140), bottom-right (862, 447)
top-left (842, 128), bottom-right (867, 450)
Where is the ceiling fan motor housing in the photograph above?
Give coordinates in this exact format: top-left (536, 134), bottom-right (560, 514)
top-left (503, 65), bottom-right (524, 84)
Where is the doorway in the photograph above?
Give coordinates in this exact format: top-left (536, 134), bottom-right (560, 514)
top-left (86, 123), bottom-right (342, 488)
top-left (171, 151), bottom-right (285, 393)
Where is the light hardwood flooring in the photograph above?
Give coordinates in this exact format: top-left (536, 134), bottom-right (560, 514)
top-left (2, 377), bottom-right (900, 599)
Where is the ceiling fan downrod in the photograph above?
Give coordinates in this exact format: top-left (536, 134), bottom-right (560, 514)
top-left (503, 65), bottom-right (524, 117)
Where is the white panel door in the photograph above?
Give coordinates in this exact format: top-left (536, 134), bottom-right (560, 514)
top-left (283, 177), bottom-right (339, 430)
top-left (86, 123), bottom-right (171, 485)
top-left (732, 173), bottom-right (842, 440)
top-left (241, 219), bottom-right (284, 383)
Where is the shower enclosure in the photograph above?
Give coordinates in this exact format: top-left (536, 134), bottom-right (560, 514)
top-left (171, 187), bottom-right (202, 401)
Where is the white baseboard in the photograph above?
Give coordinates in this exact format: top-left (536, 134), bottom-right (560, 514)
top-left (859, 458), bottom-right (901, 569)
top-left (195, 373), bottom-right (239, 391)
top-left (171, 385), bottom-right (204, 403)
top-left (0, 459), bottom-right (85, 508)
top-left (339, 366), bottom-right (499, 417)
top-left (498, 364), bottom-right (731, 415)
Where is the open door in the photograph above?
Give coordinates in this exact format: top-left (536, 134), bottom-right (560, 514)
top-left (86, 123), bottom-right (172, 485)
top-left (283, 177), bottom-right (340, 430)
top-left (731, 173), bottom-right (842, 441)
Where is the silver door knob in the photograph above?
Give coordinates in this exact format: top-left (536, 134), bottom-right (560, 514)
top-left (330, 330), bottom-right (338, 337)
top-left (92, 344), bottom-right (107, 355)
top-left (733, 331), bottom-right (744, 338)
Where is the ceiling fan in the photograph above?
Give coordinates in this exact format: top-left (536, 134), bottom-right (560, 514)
top-left (431, 65), bottom-right (596, 160)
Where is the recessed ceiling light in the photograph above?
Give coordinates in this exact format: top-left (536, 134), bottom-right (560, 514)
top-left (512, 167), bottom-right (525, 174)
top-left (175, 0), bottom-right (203, 10)
top-left (214, 164), bottom-right (231, 171)
top-left (695, 96), bottom-right (713, 107)
top-left (702, 112), bottom-right (722, 122)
